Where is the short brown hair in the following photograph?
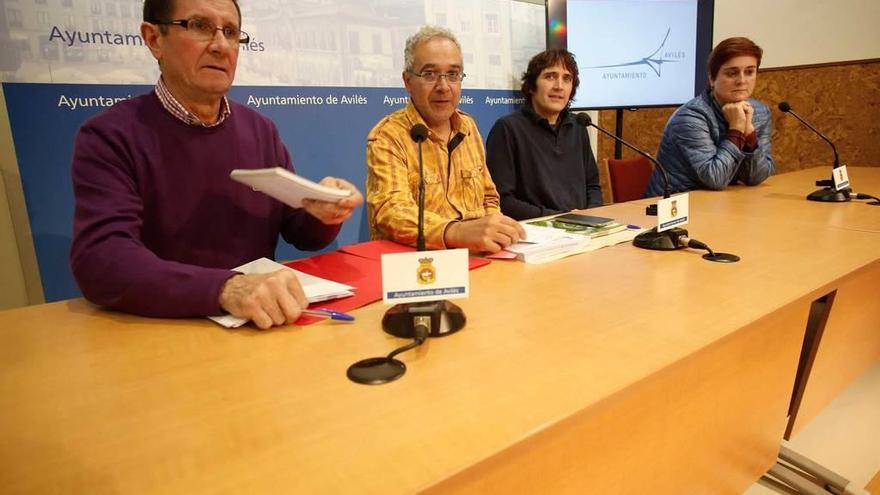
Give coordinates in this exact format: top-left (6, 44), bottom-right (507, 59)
top-left (143, 0), bottom-right (242, 28)
top-left (708, 37), bottom-right (763, 81)
top-left (520, 49), bottom-right (580, 104)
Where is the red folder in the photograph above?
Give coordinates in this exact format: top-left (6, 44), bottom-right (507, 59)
top-left (286, 241), bottom-right (490, 325)
top-left (340, 240), bottom-right (491, 270)
top-left (285, 251), bottom-right (382, 325)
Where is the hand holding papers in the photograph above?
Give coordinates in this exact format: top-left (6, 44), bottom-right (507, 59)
top-left (210, 258), bottom-right (355, 328)
top-left (230, 167), bottom-right (353, 208)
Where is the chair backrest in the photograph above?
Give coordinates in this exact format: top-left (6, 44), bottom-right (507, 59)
top-left (607, 156), bottom-right (653, 203)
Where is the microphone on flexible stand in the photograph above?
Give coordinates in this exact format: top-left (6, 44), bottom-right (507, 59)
top-left (575, 113), bottom-right (738, 261)
top-left (575, 113), bottom-right (687, 251)
top-left (413, 124), bottom-right (428, 251)
top-left (575, 112), bottom-right (671, 205)
top-left (777, 101), bottom-right (850, 203)
top-left (382, 124), bottom-right (465, 339)
top-left (347, 124), bottom-right (466, 385)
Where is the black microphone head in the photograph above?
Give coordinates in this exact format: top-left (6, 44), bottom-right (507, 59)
top-left (410, 124), bottom-right (429, 143)
top-left (575, 112), bottom-right (592, 128)
top-left (778, 101), bottom-right (791, 113)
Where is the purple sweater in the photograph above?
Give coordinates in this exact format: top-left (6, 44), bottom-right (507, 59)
top-left (70, 92), bottom-right (340, 317)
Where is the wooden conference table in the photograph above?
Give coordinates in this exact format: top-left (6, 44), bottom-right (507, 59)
top-left (1, 167), bottom-right (878, 494)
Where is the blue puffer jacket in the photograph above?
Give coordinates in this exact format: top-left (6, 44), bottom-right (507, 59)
top-left (645, 89), bottom-right (775, 197)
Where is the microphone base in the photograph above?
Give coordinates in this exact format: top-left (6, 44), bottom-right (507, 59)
top-left (703, 252), bottom-right (740, 263)
top-left (383, 300), bottom-right (466, 339)
top-left (807, 187), bottom-right (851, 202)
top-left (347, 357), bottom-right (406, 385)
top-left (633, 227), bottom-right (688, 251)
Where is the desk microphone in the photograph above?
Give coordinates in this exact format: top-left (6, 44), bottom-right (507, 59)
top-left (777, 101), bottom-right (850, 202)
top-left (575, 113), bottom-right (688, 252)
top-left (575, 113), bottom-right (671, 203)
top-left (383, 123), bottom-right (465, 339)
top-left (411, 124), bottom-right (429, 251)
top-left (347, 124), bottom-right (466, 385)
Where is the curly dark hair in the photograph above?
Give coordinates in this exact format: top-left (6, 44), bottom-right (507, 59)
top-left (520, 49), bottom-right (580, 104)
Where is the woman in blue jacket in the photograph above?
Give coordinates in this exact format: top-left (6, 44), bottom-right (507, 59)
top-left (645, 37), bottom-right (775, 196)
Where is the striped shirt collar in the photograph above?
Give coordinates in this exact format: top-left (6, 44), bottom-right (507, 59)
top-left (154, 77), bottom-right (231, 127)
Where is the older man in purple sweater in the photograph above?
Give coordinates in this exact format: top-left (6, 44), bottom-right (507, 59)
top-left (70, 0), bottom-right (363, 329)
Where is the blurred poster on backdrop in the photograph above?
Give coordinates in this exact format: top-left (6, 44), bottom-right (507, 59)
top-left (0, 0), bottom-right (544, 301)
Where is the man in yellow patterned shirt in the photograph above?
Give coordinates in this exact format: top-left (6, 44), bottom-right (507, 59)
top-left (366, 26), bottom-right (524, 253)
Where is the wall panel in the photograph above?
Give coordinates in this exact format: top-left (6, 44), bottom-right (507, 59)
top-left (597, 60), bottom-right (880, 202)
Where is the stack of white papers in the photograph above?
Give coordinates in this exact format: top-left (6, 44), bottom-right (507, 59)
top-left (517, 223), bottom-right (571, 244)
top-left (230, 167), bottom-right (352, 208)
top-left (502, 222), bottom-right (644, 264)
top-left (208, 258), bottom-right (354, 328)
top-left (505, 223), bottom-right (592, 264)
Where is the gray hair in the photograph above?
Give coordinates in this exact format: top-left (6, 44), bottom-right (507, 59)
top-left (404, 25), bottom-right (462, 73)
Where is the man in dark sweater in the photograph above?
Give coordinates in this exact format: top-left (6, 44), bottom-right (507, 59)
top-left (69, 0), bottom-right (362, 329)
top-left (486, 49), bottom-right (602, 220)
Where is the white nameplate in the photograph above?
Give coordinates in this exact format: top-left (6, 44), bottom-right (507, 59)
top-left (381, 249), bottom-right (469, 304)
top-left (833, 165), bottom-right (850, 191)
top-left (657, 193), bottom-right (689, 232)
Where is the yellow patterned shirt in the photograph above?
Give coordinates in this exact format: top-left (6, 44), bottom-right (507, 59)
top-left (366, 103), bottom-right (501, 249)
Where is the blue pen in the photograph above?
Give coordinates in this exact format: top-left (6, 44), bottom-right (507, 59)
top-left (303, 308), bottom-right (355, 321)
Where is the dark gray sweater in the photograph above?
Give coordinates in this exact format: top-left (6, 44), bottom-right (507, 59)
top-left (486, 105), bottom-right (602, 220)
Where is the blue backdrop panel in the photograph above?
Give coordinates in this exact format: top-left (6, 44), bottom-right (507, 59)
top-left (3, 82), bottom-right (523, 301)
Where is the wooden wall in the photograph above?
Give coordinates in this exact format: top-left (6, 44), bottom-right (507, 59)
top-left (595, 59), bottom-right (880, 203)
